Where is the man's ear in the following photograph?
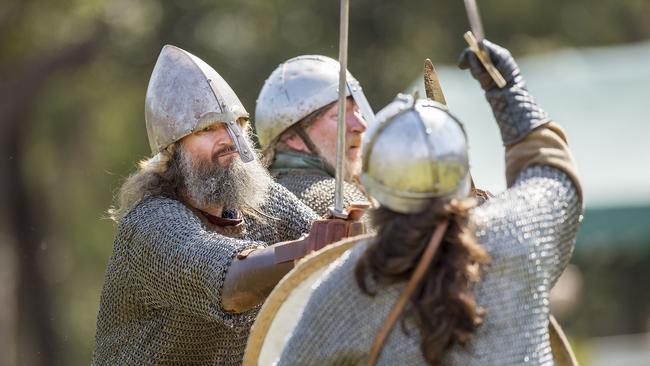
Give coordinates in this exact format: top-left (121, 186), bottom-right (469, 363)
top-left (281, 132), bottom-right (310, 153)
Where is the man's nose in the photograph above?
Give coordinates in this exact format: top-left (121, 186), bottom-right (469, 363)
top-left (213, 125), bottom-right (235, 148)
top-left (219, 133), bottom-right (233, 146)
top-left (347, 111), bottom-right (367, 133)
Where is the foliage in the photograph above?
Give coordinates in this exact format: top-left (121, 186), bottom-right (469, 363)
top-left (0, 0), bottom-right (649, 364)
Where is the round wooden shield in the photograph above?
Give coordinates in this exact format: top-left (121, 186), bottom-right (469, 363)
top-left (243, 232), bottom-right (578, 366)
top-left (243, 234), bottom-right (372, 366)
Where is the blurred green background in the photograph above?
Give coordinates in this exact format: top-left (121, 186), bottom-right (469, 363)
top-left (1, 0), bottom-right (649, 365)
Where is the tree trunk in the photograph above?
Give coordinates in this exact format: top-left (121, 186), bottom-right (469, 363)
top-left (0, 24), bottom-right (106, 366)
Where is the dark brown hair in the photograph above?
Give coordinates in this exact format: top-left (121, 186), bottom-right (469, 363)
top-left (355, 198), bottom-right (490, 365)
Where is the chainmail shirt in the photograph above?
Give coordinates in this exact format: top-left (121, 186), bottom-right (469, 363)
top-left (92, 182), bottom-right (317, 366)
top-left (277, 165), bottom-right (581, 365)
top-left (270, 151), bottom-right (369, 217)
top-left (274, 171), bottom-right (368, 218)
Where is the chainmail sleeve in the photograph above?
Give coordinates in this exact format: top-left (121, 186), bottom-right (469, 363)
top-left (123, 196), bottom-right (265, 327)
top-left (255, 182), bottom-right (318, 241)
top-left (444, 164), bottom-right (582, 364)
top-left (471, 165), bottom-right (581, 288)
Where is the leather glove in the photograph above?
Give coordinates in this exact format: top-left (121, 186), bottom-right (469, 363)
top-left (458, 40), bottom-right (550, 145)
top-left (274, 202), bottom-right (369, 263)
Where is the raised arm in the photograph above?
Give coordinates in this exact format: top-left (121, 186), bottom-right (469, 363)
top-left (459, 40), bottom-right (583, 284)
top-left (458, 40), bottom-right (582, 198)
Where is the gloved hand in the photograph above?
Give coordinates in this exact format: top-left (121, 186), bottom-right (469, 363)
top-left (274, 201), bottom-right (369, 263)
top-left (224, 204), bottom-right (368, 312)
top-left (458, 40), bottom-right (521, 91)
top-left (458, 40), bottom-right (550, 145)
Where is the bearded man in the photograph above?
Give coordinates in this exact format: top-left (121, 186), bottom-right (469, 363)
top-left (92, 45), bottom-right (352, 365)
top-left (255, 55), bottom-right (374, 216)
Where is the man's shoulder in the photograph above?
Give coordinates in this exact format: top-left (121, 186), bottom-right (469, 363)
top-left (260, 182), bottom-right (317, 216)
top-left (128, 194), bottom-right (188, 214)
top-left (273, 169), bottom-right (333, 187)
top-left (273, 172), bottom-right (368, 216)
top-left (274, 170), bottom-right (359, 195)
top-left (119, 195), bottom-right (194, 230)
top-left (265, 180), bottom-right (305, 201)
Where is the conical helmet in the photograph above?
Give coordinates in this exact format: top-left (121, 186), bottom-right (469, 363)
top-left (145, 45), bottom-right (254, 162)
top-left (254, 54), bottom-right (375, 149)
top-left (361, 94), bottom-right (470, 214)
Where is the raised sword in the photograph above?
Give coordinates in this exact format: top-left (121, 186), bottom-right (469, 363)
top-left (462, 0), bottom-right (507, 88)
top-left (330, 0), bottom-right (350, 219)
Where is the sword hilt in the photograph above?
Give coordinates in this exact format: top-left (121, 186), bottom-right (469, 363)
top-left (463, 31), bottom-right (507, 88)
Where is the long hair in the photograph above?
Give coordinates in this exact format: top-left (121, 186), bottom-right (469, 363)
top-left (108, 145), bottom-right (182, 222)
top-left (355, 198), bottom-right (490, 365)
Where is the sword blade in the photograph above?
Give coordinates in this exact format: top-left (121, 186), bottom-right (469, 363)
top-left (333, 0), bottom-right (349, 218)
top-left (463, 0), bottom-right (485, 42)
top-left (423, 59), bottom-right (447, 105)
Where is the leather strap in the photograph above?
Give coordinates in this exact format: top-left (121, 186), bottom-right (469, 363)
top-left (274, 237), bottom-right (308, 264)
top-left (293, 126), bottom-right (337, 176)
top-left (368, 220), bottom-right (449, 366)
top-left (275, 218), bottom-right (368, 264)
top-left (549, 315), bottom-right (579, 366)
top-left (294, 126), bottom-right (321, 156)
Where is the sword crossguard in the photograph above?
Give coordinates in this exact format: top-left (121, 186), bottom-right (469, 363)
top-left (463, 31), bottom-right (507, 88)
top-left (328, 207), bottom-right (350, 220)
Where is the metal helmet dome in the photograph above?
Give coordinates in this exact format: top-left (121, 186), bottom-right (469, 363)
top-left (254, 54), bottom-right (374, 149)
top-left (145, 45), bottom-right (254, 162)
top-left (360, 94), bottom-right (470, 214)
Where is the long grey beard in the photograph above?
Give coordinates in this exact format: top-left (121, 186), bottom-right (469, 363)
top-left (178, 149), bottom-right (272, 214)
